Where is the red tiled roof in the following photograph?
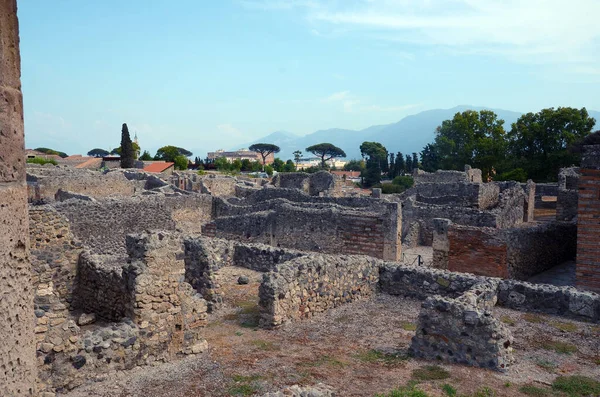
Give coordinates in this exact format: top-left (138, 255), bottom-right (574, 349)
top-left (75, 158), bottom-right (102, 169)
top-left (143, 162), bottom-right (174, 173)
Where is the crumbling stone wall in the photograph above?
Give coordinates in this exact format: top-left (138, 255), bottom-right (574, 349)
top-left (259, 254), bottom-right (380, 327)
top-left (35, 231), bottom-right (209, 394)
top-left (27, 167), bottom-right (136, 203)
top-left (53, 194), bottom-right (213, 255)
top-left (413, 167), bottom-right (482, 184)
top-left (124, 232), bottom-right (208, 358)
top-left (210, 190), bottom-right (401, 260)
top-left (0, 1), bottom-right (37, 393)
top-left (74, 254), bottom-right (129, 321)
top-left (577, 144), bottom-right (600, 292)
top-left (184, 237), bottom-right (235, 310)
top-left (271, 171), bottom-right (342, 197)
top-left (379, 263), bottom-right (600, 322)
top-left (410, 281), bottom-right (514, 372)
top-left (432, 221), bottom-right (576, 280)
top-left (556, 167), bottom-right (580, 222)
top-left (184, 237), bottom-right (304, 310)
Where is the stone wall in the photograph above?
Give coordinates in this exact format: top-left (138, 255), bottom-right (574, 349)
top-left (53, 194), bottom-right (213, 255)
top-left (556, 167), bottom-right (580, 222)
top-left (271, 171), bottom-right (341, 196)
top-left (35, 231), bottom-right (209, 394)
top-left (379, 263), bottom-right (600, 322)
top-left (259, 254), bottom-right (380, 327)
top-left (27, 167), bottom-right (136, 203)
top-left (210, 190), bottom-right (401, 260)
top-left (183, 237), bottom-right (305, 310)
top-left (74, 254), bottom-right (129, 321)
top-left (410, 281), bottom-right (514, 372)
top-left (183, 237), bottom-right (235, 310)
top-left (413, 167), bottom-right (482, 184)
top-left (432, 221), bottom-right (576, 280)
top-left (124, 232), bottom-right (208, 358)
top-left (0, 1), bottom-right (37, 393)
top-left (577, 144), bottom-right (600, 292)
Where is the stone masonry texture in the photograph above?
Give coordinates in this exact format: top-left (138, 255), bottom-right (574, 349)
top-left (0, 0), bottom-right (37, 395)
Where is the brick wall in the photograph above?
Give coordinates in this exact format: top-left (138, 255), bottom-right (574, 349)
top-left (577, 146), bottom-right (600, 291)
top-left (341, 215), bottom-right (385, 258)
top-left (448, 227), bottom-right (509, 278)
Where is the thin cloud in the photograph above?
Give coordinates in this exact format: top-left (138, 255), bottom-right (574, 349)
top-left (246, 0), bottom-right (600, 72)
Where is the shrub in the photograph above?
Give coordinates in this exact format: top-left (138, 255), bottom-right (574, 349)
top-left (392, 175), bottom-right (414, 189)
top-left (27, 157), bottom-right (57, 166)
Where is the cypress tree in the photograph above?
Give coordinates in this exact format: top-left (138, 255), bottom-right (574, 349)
top-left (120, 123), bottom-right (135, 168)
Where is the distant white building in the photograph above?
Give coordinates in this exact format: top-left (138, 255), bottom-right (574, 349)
top-left (296, 157), bottom-right (347, 170)
top-left (207, 149), bottom-right (274, 165)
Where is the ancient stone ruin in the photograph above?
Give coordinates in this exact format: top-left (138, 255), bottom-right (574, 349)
top-left (1, 2), bottom-right (600, 394)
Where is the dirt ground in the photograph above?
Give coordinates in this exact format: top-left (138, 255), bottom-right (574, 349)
top-left (64, 267), bottom-right (600, 397)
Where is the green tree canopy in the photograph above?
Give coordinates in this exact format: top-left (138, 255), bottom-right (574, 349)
top-left (173, 155), bottom-right (189, 170)
top-left (343, 159), bottom-right (366, 171)
top-left (507, 107), bottom-right (595, 181)
top-left (249, 143), bottom-right (280, 170)
top-left (429, 110), bottom-right (506, 179)
top-left (305, 143), bottom-right (346, 168)
top-left (154, 146), bottom-right (192, 162)
top-left (87, 148), bottom-right (109, 158)
top-left (139, 150), bottom-right (153, 161)
top-left (111, 142), bottom-right (140, 158)
top-left (359, 142), bottom-right (388, 162)
top-left (120, 123), bottom-right (135, 168)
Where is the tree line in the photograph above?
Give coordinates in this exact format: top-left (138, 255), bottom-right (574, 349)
top-left (420, 107), bottom-right (597, 182)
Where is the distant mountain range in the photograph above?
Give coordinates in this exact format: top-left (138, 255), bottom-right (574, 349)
top-left (234, 106), bottom-right (600, 161)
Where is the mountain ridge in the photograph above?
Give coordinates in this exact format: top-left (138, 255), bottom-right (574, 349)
top-left (233, 106), bottom-right (600, 161)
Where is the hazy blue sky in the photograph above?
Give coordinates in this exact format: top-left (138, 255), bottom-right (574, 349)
top-left (19, 0), bottom-right (600, 157)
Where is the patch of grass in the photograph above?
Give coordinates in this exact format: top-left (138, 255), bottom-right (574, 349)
top-left (552, 375), bottom-right (600, 397)
top-left (594, 357), bottom-right (600, 365)
top-left (523, 313), bottom-right (545, 324)
top-left (251, 340), bottom-right (279, 351)
top-left (442, 383), bottom-right (457, 396)
top-left (535, 359), bottom-right (557, 371)
top-left (411, 365), bottom-right (450, 381)
top-left (228, 383), bottom-right (259, 396)
top-left (231, 374), bottom-right (262, 383)
top-left (519, 384), bottom-right (550, 396)
top-left (471, 387), bottom-right (496, 397)
top-left (354, 349), bottom-right (408, 366)
top-left (228, 374), bottom-right (263, 396)
top-left (374, 384), bottom-right (430, 397)
top-left (300, 355), bottom-right (346, 368)
top-left (235, 331), bottom-right (243, 336)
top-left (400, 322), bottom-right (417, 331)
top-left (504, 382), bottom-right (511, 388)
top-left (540, 340), bottom-right (578, 354)
top-left (500, 316), bottom-right (516, 326)
top-left (551, 321), bottom-right (578, 333)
